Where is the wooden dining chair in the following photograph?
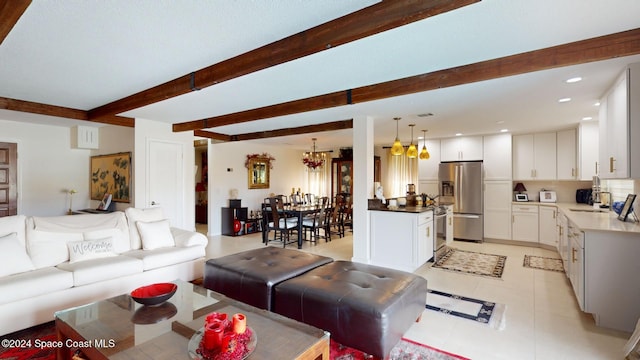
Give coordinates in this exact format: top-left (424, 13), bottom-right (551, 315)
top-left (264, 197), bottom-right (298, 247)
top-left (301, 196), bottom-right (329, 243)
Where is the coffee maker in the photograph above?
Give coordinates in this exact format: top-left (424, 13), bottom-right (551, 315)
top-left (592, 175), bottom-right (601, 205)
top-left (406, 184), bottom-right (417, 206)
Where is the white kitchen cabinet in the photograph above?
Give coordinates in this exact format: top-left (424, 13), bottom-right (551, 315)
top-left (512, 132), bottom-right (556, 180)
top-left (445, 204), bottom-right (453, 246)
top-left (483, 134), bottom-right (512, 180)
top-left (440, 136), bottom-right (483, 161)
top-left (484, 181), bottom-right (512, 240)
top-left (579, 122), bottom-right (599, 180)
top-left (511, 204), bottom-right (538, 243)
top-left (71, 125), bottom-right (99, 149)
top-left (556, 129), bottom-right (577, 180)
top-left (370, 210), bottom-right (433, 272)
top-left (538, 205), bottom-right (558, 248)
top-left (598, 62), bottom-right (640, 179)
top-left (418, 139), bottom-right (440, 181)
top-left (557, 211), bottom-right (569, 273)
top-left (568, 221), bottom-right (585, 310)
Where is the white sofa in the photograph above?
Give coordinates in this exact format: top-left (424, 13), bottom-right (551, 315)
top-left (0, 207), bottom-right (208, 336)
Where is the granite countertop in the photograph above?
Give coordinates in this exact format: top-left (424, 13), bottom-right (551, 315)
top-left (368, 205), bottom-right (434, 213)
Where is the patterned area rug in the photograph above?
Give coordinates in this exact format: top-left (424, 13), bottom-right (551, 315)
top-left (432, 248), bottom-right (506, 279)
top-left (426, 289), bottom-right (506, 330)
top-left (523, 255), bottom-right (564, 272)
top-left (330, 337), bottom-right (470, 360)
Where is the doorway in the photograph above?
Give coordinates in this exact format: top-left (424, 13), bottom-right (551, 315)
top-left (0, 142), bottom-right (17, 217)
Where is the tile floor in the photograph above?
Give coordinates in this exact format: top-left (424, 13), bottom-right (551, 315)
top-left (201, 227), bottom-right (631, 360)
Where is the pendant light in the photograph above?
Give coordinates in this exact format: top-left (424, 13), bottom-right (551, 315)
top-left (406, 124), bottom-right (418, 158)
top-left (419, 129), bottom-right (430, 160)
top-left (390, 117), bottom-right (404, 156)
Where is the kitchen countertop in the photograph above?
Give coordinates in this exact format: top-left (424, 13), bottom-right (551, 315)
top-left (368, 205), bottom-right (434, 213)
top-left (514, 201), bottom-right (640, 233)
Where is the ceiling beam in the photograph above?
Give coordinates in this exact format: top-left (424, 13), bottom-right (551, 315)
top-left (87, 0), bottom-right (479, 120)
top-left (173, 27), bottom-right (640, 132)
top-left (194, 119), bottom-right (353, 142)
top-left (0, 0), bottom-right (30, 45)
top-left (0, 97), bottom-right (135, 127)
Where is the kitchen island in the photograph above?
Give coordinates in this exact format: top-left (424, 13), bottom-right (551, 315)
top-left (369, 206), bottom-right (434, 272)
top-left (554, 202), bottom-right (640, 332)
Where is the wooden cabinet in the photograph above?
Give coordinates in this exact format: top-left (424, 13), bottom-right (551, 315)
top-left (221, 207), bottom-right (248, 236)
top-left (513, 132), bottom-right (556, 180)
top-left (195, 205), bottom-right (207, 224)
top-left (331, 156), bottom-right (380, 198)
top-left (440, 136), bottom-right (483, 161)
top-left (418, 139), bottom-right (440, 181)
top-left (370, 210), bottom-right (433, 272)
top-left (483, 134), bottom-right (512, 180)
top-left (557, 129), bottom-right (577, 180)
top-left (511, 204), bottom-right (538, 243)
top-left (538, 205), bottom-right (558, 248)
top-left (598, 63), bottom-right (640, 179)
top-left (484, 181), bottom-right (512, 240)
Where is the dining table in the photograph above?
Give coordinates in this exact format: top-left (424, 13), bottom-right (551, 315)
top-left (282, 204), bottom-right (325, 249)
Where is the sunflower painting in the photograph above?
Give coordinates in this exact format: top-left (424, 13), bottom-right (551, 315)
top-left (90, 152), bottom-right (131, 202)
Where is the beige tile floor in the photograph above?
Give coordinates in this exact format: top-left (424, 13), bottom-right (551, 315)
top-left (200, 227), bottom-right (631, 360)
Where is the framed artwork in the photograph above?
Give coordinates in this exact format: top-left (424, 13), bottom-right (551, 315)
top-left (90, 152), bottom-right (131, 202)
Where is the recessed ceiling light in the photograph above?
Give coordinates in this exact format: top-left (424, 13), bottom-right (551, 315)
top-left (558, 98), bottom-right (572, 103)
top-left (594, 101), bottom-right (601, 106)
top-left (582, 116), bottom-right (593, 121)
top-left (566, 77), bottom-right (582, 83)
top-left (455, 133), bottom-right (462, 136)
top-left (417, 113), bottom-right (434, 117)
top-left (500, 129), bottom-right (509, 133)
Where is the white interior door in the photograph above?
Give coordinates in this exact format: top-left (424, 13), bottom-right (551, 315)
top-left (147, 139), bottom-right (185, 228)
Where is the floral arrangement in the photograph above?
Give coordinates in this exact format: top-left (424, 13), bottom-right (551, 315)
top-left (244, 153), bottom-right (275, 169)
top-left (302, 157), bottom-right (325, 169)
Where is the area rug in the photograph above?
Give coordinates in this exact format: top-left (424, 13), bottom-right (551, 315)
top-left (523, 255), bottom-right (564, 272)
top-left (330, 337), bottom-right (470, 360)
top-left (431, 248), bottom-right (506, 279)
top-left (426, 289), bottom-right (506, 330)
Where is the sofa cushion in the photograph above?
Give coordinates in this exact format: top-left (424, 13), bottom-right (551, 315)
top-left (124, 246), bottom-right (205, 271)
top-left (0, 267), bottom-right (74, 305)
top-left (56, 256), bottom-right (143, 286)
top-left (136, 219), bottom-right (175, 250)
top-left (27, 230), bottom-right (84, 269)
top-left (125, 207), bottom-right (165, 250)
top-left (0, 232), bottom-right (35, 277)
top-left (67, 237), bottom-right (117, 264)
top-left (0, 215), bottom-right (26, 248)
top-left (171, 227), bottom-right (208, 247)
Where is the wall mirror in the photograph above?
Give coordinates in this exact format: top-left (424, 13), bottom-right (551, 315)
top-left (248, 157), bottom-right (270, 189)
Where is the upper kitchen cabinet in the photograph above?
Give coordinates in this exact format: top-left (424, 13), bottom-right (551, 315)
top-left (557, 129), bottom-right (577, 180)
top-left (578, 122), bottom-right (599, 180)
top-left (483, 133), bottom-right (512, 181)
top-left (440, 136), bottom-right (483, 162)
top-left (598, 62), bottom-right (640, 179)
top-left (513, 132), bottom-right (556, 180)
top-left (418, 139), bottom-right (441, 181)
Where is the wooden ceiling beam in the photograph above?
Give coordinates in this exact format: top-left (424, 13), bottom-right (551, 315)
top-left (173, 27), bottom-right (640, 132)
top-left (0, 97), bottom-right (135, 127)
top-left (87, 0), bottom-right (479, 120)
top-left (0, 0), bottom-right (30, 45)
top-left (194, 119), bottom-right (353, 142)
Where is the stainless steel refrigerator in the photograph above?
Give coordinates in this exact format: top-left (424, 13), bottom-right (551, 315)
top-left (438, 161), bottom-right (483, 242)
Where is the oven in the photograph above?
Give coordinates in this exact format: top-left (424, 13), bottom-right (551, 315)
top-left (433, 206), bottom-right (447, 262)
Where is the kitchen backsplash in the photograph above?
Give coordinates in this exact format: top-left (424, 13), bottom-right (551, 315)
top-left (515, 179), bottom-right (637, 204)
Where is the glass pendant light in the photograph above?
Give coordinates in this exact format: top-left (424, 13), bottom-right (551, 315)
top-left (390, 117), bottom-right (404, 156)
top-left (406, 124), bottom-right (418, 158)
top-left (419, 129), bottom-right (430, 160)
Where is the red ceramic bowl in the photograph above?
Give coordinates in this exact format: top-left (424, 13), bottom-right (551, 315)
top-left (131, 283), bottom-right (177, 306)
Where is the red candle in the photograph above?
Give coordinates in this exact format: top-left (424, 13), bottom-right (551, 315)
top-left (221, 332), bottom-right (237, 353)
top-left (232, 313), bottom-right (246, 334)
top-left (206, 312), bottom-right (227, 326)
top-left (203, 320), bottom-right (224, 350)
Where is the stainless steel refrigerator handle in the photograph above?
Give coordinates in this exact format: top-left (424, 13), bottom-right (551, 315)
top-left (454, 214), bottom-right (481, 219)
top-left (457, 165), bottom-right (463, 211)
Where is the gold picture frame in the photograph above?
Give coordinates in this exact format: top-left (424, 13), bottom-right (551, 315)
top-left (90, 152), bottom-right (131, 202)
top-left (247, 156), bottom-right (270, 189)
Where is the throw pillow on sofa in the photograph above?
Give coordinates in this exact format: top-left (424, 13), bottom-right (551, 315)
top-left (27, 230), bottom-right (83, 268)
top-left (136, 219), bottom-right (175, 250)
top-left (67, 237), bottom-right (117, 264)
top-left (125, 207), bottom-right (166, 249)
top-left (0, 232), bottom-right (36, 277)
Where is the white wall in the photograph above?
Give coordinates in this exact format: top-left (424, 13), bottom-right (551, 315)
top-left (0, 119), bottom-right (91, 215)
top-left (208, 141), bottom-right (306, 235)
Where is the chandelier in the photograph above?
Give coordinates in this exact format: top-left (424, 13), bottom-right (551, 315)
top-left (302, 138), bottom-right (325, 171)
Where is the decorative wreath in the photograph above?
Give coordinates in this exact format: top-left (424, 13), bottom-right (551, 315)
top-left (244, 153), bottom-right (275, 169)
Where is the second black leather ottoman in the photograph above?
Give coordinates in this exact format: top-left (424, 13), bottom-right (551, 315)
top-left (273, 260), bottom-right (428, 359)
top-left (203, 247), bottom-right (333, 310)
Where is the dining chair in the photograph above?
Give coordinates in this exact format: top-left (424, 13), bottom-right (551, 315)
top-left (264, 197), bottom-right (298, 247)
top-left (301, 196), bottom-right (330, 243)
top-left (305, 193), bottom-right (316, 205)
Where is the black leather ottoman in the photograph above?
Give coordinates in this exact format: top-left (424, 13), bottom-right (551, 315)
top-left (203, 247), bottom-right (333, 310)
top-left (273, 260), bottom-right (428, 359)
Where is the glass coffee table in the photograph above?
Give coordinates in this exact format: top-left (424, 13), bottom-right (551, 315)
top-left (55, 280), bottom-right (329, 359)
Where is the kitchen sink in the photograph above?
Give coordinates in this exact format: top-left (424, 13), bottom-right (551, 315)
top-left (569, 208), bottom-right (609, 213)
